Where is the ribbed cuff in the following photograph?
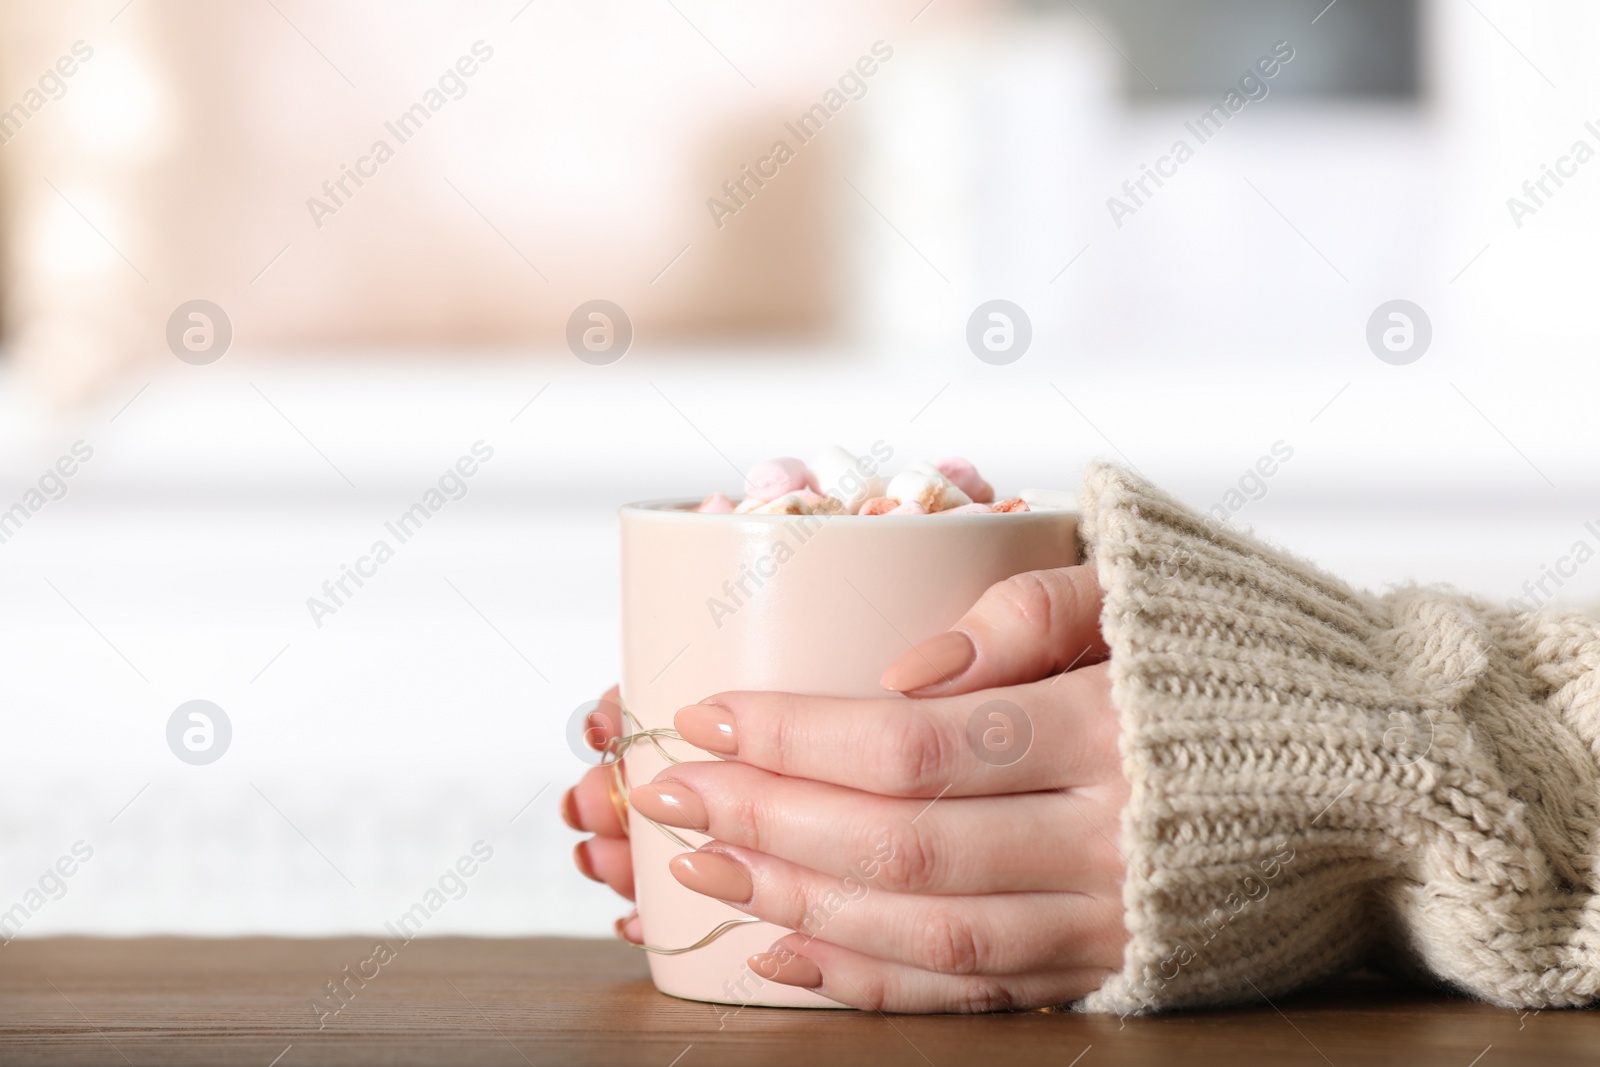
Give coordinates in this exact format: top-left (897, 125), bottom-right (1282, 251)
top-left (1073, 462), bottom-right (1600, 1013)
top-left (1075, 463), bottom-right (1406, 1013)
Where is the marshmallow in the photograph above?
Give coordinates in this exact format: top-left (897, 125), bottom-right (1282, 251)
top-left (751, 489), bottom-right (821, 515)
top-left (696, 452), bottom-right (1066, 518)
top-left (885, 462), bottom-right (971, 512)
top-left (743, 457), bottom-right (812, 503)
top-left (811, 495), bottom-right (849, 516)
top-left (934, 457), bottom-right (994, 504)
top-left (1018, 487), bottom-right (1074, 511)
top-left (735, 489), bottom-right (817, 513)
top-left (810, 445), bottom-right (885, 514)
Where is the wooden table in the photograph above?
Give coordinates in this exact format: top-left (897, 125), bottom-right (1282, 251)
top-left (1, 937), bottom-right (1593, 1066)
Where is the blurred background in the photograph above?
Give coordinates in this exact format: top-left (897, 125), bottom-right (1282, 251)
top-left (2, 0), bottom-right (1598, 939)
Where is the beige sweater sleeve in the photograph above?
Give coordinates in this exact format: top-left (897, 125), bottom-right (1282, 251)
top-left (1076, 462), bottom-right (1600, 1014)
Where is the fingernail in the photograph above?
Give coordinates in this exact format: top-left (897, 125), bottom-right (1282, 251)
top-left (584, 713), bottom-right (608, 750)
top-left (615, 910), bottom-right (642, 944)
top-left (879, 631), bottom-right (976, 693)
top-left (748, 949), bottom-right (822, 988)
top-left (669, 850), bottom-right (752, 904)
top-left (560, 788), bottom-right (581, 830)
top-left (573, 840), bottom-right (600, 882)
top-left (674, 702), bottom-right (738, 755)
top-left (628, 781), bottom-right (709, 831)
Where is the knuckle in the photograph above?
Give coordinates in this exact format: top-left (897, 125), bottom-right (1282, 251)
top-left (992, 570), bottom-right (1063, 634)
top-left (872, 712), bottom-right (955, 796)
top-left (873, 821), bottom-right (939, 893)
top-left (772, 878), bottom-right (827, 939)
top-left (851, 971), bottom-right (891, 1013)
top-left (954, 977), bottom-right (1015, 1014)
top-left (706, 775), bottom-right (762, 850)
top-left (916, 907), bottom-right (983, 975)
top-left (750, 862), bottom-right (794, 919)
top-left (770, 690), bottom-right (810, 745)
top-left (765, 693), bottom-right (795, 772)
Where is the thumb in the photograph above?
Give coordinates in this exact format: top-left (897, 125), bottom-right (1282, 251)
top-left (878, 565), bottom-right (1107, 697)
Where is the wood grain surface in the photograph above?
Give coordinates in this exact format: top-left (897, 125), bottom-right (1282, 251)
top-left (0, 937), bottom-right (1592, 1066)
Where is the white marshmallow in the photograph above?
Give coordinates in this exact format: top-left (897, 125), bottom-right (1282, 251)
top-left (750, 491), bottom-right (815, 515)
top-left (1018, 487), bottom-right (1075, 510)
top-left (809, 445), bottom-right (884, 514)
top-left (885, 462), bottom-right (971, 512)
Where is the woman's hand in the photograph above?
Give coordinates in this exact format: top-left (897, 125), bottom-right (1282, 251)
top-left (631, 564), bottom-right (1130, 1012)
top-left (561, 684), bottom-right (645, 943)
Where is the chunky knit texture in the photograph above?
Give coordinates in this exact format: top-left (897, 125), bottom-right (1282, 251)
top-left (1076, 463), bottom-right (1600, 1014)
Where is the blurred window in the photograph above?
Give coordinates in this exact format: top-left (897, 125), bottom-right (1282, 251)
top-left (1065, 0), bottom-right (1420, 99)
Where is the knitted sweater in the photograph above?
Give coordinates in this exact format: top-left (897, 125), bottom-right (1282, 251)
top-left (1076, 462), bottom-right (1600, 1015)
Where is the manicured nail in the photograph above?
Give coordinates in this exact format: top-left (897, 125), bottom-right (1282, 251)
top-left (628, 781), bottom-right (709, 831)
top-left (573, 840), bottom-right (600, 882)
top-left (584, 713), bottom-right (609, 751)
top-left (615, 911), bottom-right (642, 944)
top-left (560, 788), bottom-right (581, 830)
top-left (674, 702), bottom-right (738, 755)
top-left (879, 631), bottom-right (976, 693)
top-left (669, 850), bottom-right (752, 904)
top-left (748, 949), bottom-right (822, 988)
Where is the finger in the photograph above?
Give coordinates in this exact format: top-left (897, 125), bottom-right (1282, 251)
top-left (670, 844), bottom-right (1124, 976)
top-left (751, 933), bottom-right (1115, 1013)
top-left (565, 763), bottom-right (628, 837)
top-left (879, 565), bottom-right (1108, 697)
top-left (575, 836), bottom-right (635, 901)
top-left (631, 762), bottom-right (1125, 895)
top-left (583, 685), bottom-right (624, 750)
top-left (615, 909), bottom-right (643, 945)
top-left (673, 664), bottom-right (1120, 797)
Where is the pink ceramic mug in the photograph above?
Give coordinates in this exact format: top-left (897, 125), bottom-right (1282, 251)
top-left (619, 500), bottom-right (1081, 1007)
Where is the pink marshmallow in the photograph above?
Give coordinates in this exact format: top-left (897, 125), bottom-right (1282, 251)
top-left (887, 500), bottom-right (927, 515)
top-left (939, 502), bottom-right (992, 514)
top-left (695, 492), bottom-right (734, 513)
top-left (743, 457), bottom-right (812, 503)
top-left (934, 457), bottom-right (995, 504)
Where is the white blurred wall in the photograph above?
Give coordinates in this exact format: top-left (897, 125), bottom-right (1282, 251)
top-left (4, 0), bottom-right (1600, 938)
